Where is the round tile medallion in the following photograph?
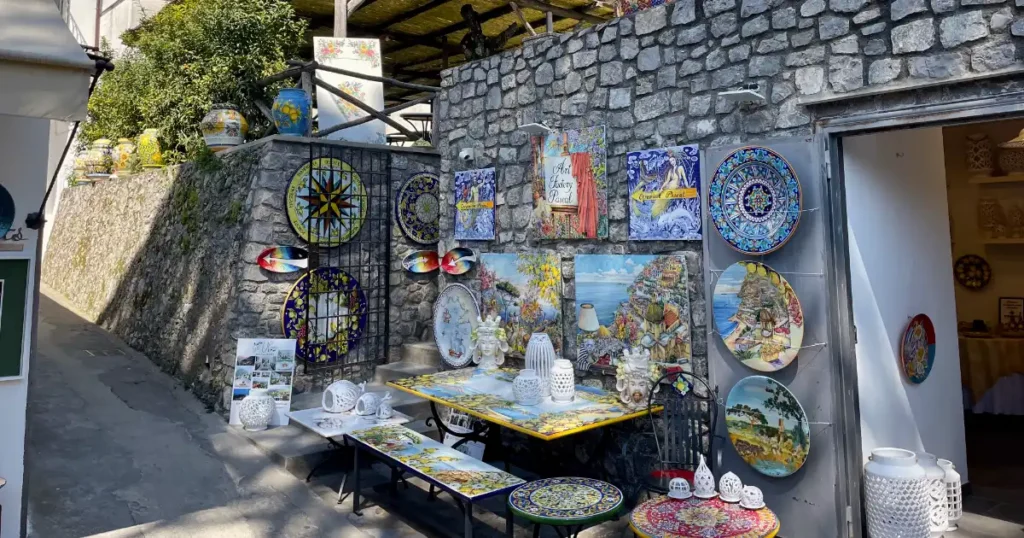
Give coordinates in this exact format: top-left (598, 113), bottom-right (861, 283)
top-left (281, 267), bottom-right (367, 363)
top-left (396, 172), bottom-right (440, 244)
top-left (508, 477), bottom-right (623, 525)
top-left (286, 158), bottom-right (366, 247)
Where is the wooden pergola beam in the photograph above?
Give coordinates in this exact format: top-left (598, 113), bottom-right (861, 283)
top-left (516, 0), bottom-right (607, 24)
top-left (363, 0), bottom-right (455, 32)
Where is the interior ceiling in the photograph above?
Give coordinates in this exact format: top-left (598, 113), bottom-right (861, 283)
top-left (290, 0), bottom-right (614, 104)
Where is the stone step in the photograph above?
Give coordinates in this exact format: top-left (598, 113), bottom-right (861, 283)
top-left (400, 341), bottom-right (441, 367)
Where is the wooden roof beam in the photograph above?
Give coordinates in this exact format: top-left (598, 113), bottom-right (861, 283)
top-left (515, 0), bottom-right (606, 24)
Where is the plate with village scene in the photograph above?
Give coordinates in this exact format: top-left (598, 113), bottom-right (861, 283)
top-left (286, 158), bottom-right (367, 247)
top-left (726, 375), bottom-right (810, 478)
top-left (396, 172), bottom-right (440, 244)
top-left (713, 261), bottom-right (804, 372)
top-left (709, 146), bottom-right (802, 255)
top-left (281, 267), bottom-right (368, 363)
top-left (433, 283), bottom-right (481, 368)
top-left (901, 314), bottom-right (935, 384)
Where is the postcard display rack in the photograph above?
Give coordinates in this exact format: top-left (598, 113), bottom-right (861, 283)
top-left (703, 139), bottom-right (845, 534)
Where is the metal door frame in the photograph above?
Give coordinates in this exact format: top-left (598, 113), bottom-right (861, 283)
top-left (815, 90), bottom-right (1024, 538)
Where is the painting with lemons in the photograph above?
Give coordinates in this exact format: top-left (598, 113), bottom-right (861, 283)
top-left (713, 261), bottom-right (804, 372)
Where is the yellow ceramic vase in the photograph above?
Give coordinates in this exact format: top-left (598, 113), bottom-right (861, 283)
top-left (113, 138), bottom-right (136, 174)
top-left (138, 128), bottom-right (165, 168)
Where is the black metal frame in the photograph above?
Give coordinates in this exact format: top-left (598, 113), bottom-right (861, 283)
top-left (645, 370), bottom-right (720, 494)
top-left (299, 142), bottom-right (392, 388)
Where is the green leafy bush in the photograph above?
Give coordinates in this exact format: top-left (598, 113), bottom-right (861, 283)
top-left (81, 0), bottom-right (308, 163)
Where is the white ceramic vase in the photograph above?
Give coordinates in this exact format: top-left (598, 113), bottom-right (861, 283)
top-left (513, 368), bottom-right (542, 406)
top-left (864, 448), bottom-right (930, 538)
top-left (937, 459), bottom-right (962, 530)
top-left (549, 359), bottom-right (576, 403)
top-left (525, 333), bottom-right (556, 397)
top-left (918, 452), bottom-right (949, 537)
top-left (238, 389), bottom-right (275, 431)
top-left (323, 380), bottom-right (365, 413)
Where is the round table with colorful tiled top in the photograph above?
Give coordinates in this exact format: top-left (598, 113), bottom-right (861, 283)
top-left (508, 477), bottom-right (623, 538)
top-left (629, 495), bottom-right (780, 538)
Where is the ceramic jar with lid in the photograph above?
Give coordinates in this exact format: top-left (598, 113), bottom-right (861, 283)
top-left (864, 448), bottom-right (929, 538)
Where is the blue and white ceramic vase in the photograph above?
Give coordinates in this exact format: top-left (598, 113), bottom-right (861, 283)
top-left (272, 88), bottom-right (311, 136)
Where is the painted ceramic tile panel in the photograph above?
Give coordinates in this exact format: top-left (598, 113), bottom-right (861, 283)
top-left (454, 168), bottom-right (496, 240)
top-left (349, 423), bottom-right (524, 498)
top-left (627, 145), bottom-right (702, 241)
top-left (574, 255), bottom-right (692, 371)
top-left (479, 252), bottom-right (562, 356)
top-left (390, 368), bottom-right (634, 438)
top-left (713, 261), bottom-right (804, 372)
top-left (314, 37), bottom-right (386, 144)
top-left (533, 127), bottom-right (608, 239)
top-left (725, 375), bottom-right (810, 478)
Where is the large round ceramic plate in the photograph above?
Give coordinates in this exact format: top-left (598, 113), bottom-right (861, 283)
top-left (714, 261), bottom-right (804, 372)
top-left (433, 283), bottom-right (480, 368)
top-left (901, 314), bottom-right (935, 384)
top-left (0, 185), bottom-right (15, 238)
top-left (281, 267), bottom-right (368, 363)
top-left (954, 254), bottom-right (991, 290)
top-left (508, 477), bottom-right (623, 525)
top-left (286, 158), bottom-right (366, 247)
top-left (726, 376), bottom-right (810, 478)
top-left (396, 172), bottom-right (440, 244)
top-left (709, 146), bottom-right (802, 255)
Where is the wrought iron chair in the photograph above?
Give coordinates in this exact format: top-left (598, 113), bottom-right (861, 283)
top-left (645, 370), bottom-right (719, 496)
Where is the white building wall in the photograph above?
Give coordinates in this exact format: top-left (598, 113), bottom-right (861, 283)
top-left (0, 114), bottom-right (48, 538)
top-left (844, 127), bottom-right (969, 481)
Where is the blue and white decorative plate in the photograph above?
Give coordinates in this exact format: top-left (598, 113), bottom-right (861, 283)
top-left (396, 172), bottom-right (439, 244)
top-left (433, 283), bottom-right (479, 368)
top-left (708, 146), bottom-right (802, 255)
top-left (281, 267), bottom-right (367, 363)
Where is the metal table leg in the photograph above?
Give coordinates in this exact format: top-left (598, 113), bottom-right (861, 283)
top-left (351, 444), bottom-right (362, 516)
top-left (465, 501), bottom-right (474, 538)
top-left (505, 495), bottom-right (514, 538)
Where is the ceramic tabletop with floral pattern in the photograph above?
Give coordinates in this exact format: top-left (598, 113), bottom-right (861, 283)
top-left (387, 367), bottom-right (655, 440)
top-left (630, 496), bottom-right (780, 538)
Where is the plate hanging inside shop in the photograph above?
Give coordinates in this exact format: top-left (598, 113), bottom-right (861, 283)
top-left (725, 375), bottom-right (810, 478)
top-left (281, 267), bottom-right (368, 363)
top-left (286, 158), bottom-right (366, 247)
top-left (433, 283), bottom-right (480, 369)
top-left (713, 261), bottom-right (804, 372)
top-left (395, 172), bottom-right (440, 244)
top-left (708, 146), bottom-right (802, 255)
top-left (953, 254), bottom-right (991, 290)
top-left (901, 313), bottom-right (936, 384)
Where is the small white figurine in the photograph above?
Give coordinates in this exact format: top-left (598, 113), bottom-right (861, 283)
top-left (470, 315), bottom-right (509, 370)
top-left (615, 347), bottom-right (661, 410)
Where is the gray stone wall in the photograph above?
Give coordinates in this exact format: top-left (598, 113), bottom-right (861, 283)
top-left (44, 136), bottom-right (439, 410)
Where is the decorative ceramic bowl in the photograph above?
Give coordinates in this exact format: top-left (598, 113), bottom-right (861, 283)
top-left (668, 478), bottom-right (693, 500)
top-left (740, 486), bottom-right (765, 510)
top-left (719, 472), bottom-right (743, 503)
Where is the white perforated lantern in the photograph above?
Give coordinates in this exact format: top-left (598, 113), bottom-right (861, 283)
top-left (719, 472), bottom-right (743, 503)
top-left (937, 459), bottom-right (962, 531)
top-left (864, 448), bottom-right (930, 538)
top-left (740, 486), bottom-right (764, 510)
top-left (668, 478), bottom-right (692, 500)
top-left (693, 454), bottom-right (716, 499)
top-left (322, 380), bottom-right (364, 413)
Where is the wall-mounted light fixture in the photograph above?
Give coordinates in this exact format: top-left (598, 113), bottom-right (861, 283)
top-left (518, 122), bottom-right (552, 136)
top-left (717, 83), bottom-right (766, 106)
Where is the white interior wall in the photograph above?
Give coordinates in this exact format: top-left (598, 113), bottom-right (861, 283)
top-left (0, 114), bottom-right (47, 538)
top-left (845, 127), bottom-right (969, 481)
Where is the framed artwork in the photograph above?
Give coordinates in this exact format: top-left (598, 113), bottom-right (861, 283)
top-left (574, 254), bottom-right (692, 371)
top-left (626, 145), bottom-right (702, 241)
top-left (533, 127), bottom-right (608, 239)
top-left (454, 168), bottom-right (496, 240)
top-left (725, 375), bottom-right (810, 478)
top-left (229, 339), bottom-right (297, 428)
top-left (999, 297), bottom-right (1024, 331)
top-left (0, 259), bottom-right (26, 378)
top-left (479, 252), bottom-right (562, 356)
top-left (314, 37), bottom-right (385, 144)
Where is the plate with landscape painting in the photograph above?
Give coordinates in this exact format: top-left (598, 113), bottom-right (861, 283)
top-left (726, 376), bottom-right (810, 478)
top-left (901, 314), bottom-right (935, 384)
top-left (396, 172), bottom-right (440, 244)
top-left (433, 283), bottom-right (481, 369)
top-left (709, 146), bottom-right (801, 255)
top-left (714, 261), bottom-right (804, 372)
top-left (281, 267), bottom-right (368, 363)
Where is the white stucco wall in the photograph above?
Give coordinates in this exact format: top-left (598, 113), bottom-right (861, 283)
top-left (0, 114), bottom-right (47, 538)
top-left (844, 127), bottom-right (969, 481)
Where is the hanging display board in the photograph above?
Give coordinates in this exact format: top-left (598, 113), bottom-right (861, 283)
top-left (229, 338), bottom-right (297, 428)
top-left (533, 127), bottom-right (608, 239)
top-left (314, 37), bottom-right (386, 144)
top-left (0, 259), bottom-right (27, 378)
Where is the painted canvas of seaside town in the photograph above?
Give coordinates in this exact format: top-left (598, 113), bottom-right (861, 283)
top-left (574, 255), bottom-right (692, 370)
top-left (479, 252), bottom-right (562, 356)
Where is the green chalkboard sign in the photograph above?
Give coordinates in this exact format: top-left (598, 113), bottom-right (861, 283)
top-left (0, 260), bottom-right (28, 378)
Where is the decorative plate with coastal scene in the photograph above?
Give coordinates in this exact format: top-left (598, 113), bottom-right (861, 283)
top-left (433, 283), bottom-right (481, 368)
top-left (286, 158), bottom-right (366, 247)
top-left (901, 314), bottom-right (936, 384)
top-left (714, 261), bottom-right (804, 372)
top-left (954, 254), bottom-right (991, 290)
top-left (396, 172), bottom-right (440, 244)
top-left (726, 375), bottom-right (810, 478)
top-left (282, 267), bottom-right (368, 363)
top-left (709, 146), bottom-right (802, 255)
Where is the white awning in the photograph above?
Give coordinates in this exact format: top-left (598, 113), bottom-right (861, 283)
top-left (0, 0), bottom-right (94, 121)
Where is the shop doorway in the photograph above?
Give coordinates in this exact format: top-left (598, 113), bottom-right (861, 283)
top-left (840, 116), bottom-right (1024, 532)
